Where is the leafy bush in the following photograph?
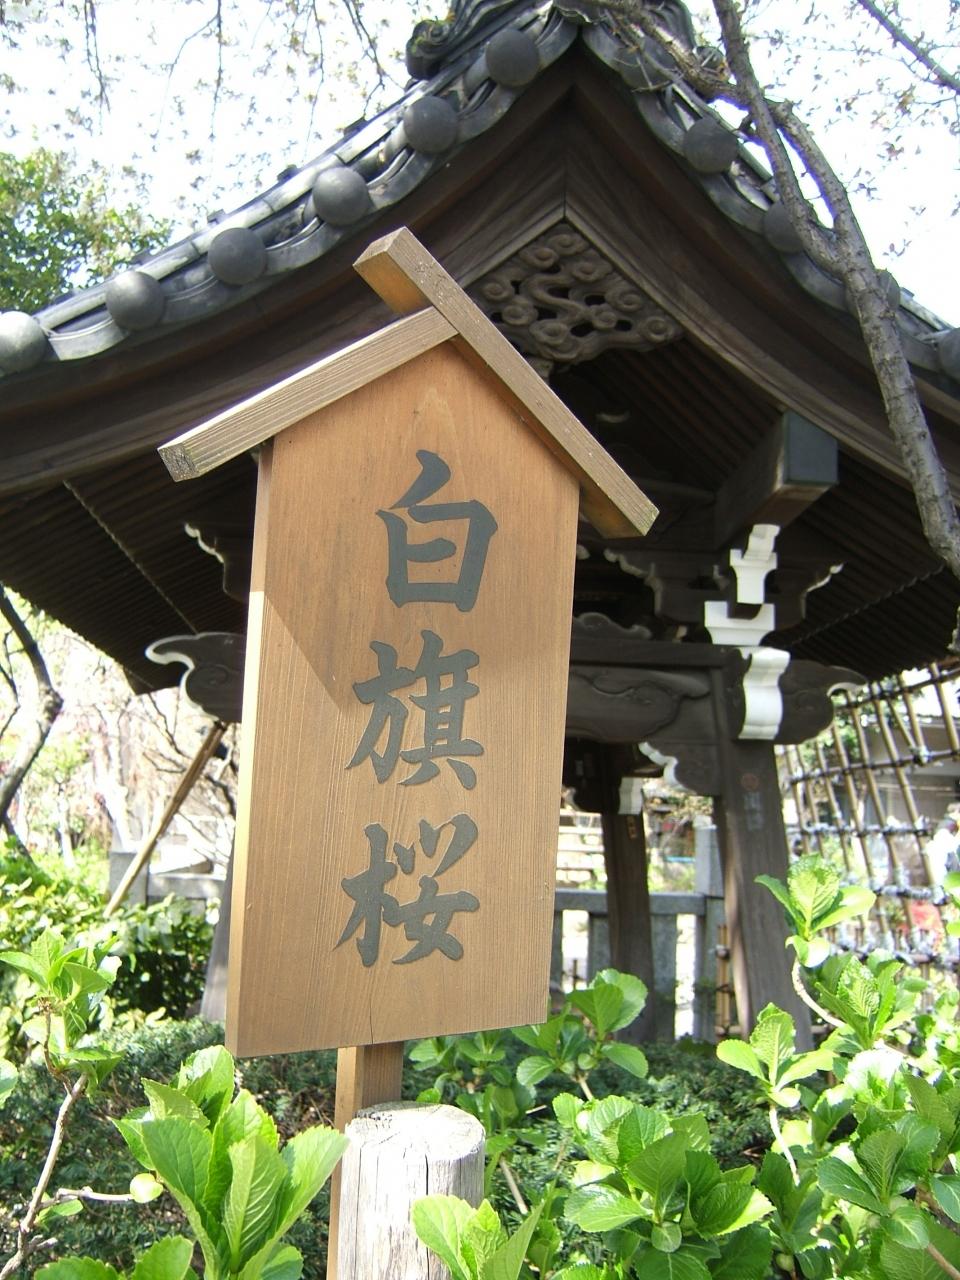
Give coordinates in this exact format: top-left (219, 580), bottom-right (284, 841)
top-left (0, 1010), bottom-right (765, 1276)
top-left (411, 858), bottom-right (960, 1278)
top-left (0, 846), bottom-right (214, 1054)
top-left (0, 929), bottom-right (346, 1279)
top-left (0, 1019), bottom-right (343, 1273)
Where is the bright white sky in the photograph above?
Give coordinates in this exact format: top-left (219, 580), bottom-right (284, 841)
top-left (0, 0), bottom-right (957, 322)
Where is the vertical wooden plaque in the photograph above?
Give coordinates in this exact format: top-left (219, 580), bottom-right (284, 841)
top-left (227, 342), bottom-right (580, 1054)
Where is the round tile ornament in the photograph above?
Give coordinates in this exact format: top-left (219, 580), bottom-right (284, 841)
top-left (105, 270), bottom-right (165, 330)
top-left (208, 227), bottom-right (268, 286)
top-left (312, 166), bottom-right (373, 226)
top-left (0, 311), bottom-right (48, 373)
top-left (484, 28), bottom-right (539, 87)
top-left (682, 118), bottom-right (739, 174)
top-left (403, 96), bottom-right (459, 154)
top-left (762, 201), bottom-right (806, 254)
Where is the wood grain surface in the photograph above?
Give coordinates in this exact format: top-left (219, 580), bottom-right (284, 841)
top-left (226, 342), bottom-right (580, 1054)
top-left (326, 1042), bottom-right (404, 1280)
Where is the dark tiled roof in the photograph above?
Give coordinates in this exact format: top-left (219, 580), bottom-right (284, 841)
top-left (1, 0), bottom-right (957, 390)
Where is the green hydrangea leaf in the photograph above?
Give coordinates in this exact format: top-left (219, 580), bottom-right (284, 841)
top-left (130, 1236), bottom-right (196, 1280)
top-left (601, 1042), bottom-right (648, 1079)
top-left (411, 1195), bottom-right (475, 1280)
top-left (564, 1183), bottom-right (645, 1232)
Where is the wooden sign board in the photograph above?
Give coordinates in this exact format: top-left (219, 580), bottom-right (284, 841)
top-left (227, 343), bottom-right (580, 1054)
top-left (159, 228), bottom-right (657, 1058)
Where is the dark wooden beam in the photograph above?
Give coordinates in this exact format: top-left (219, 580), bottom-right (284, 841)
top-left (713, 412), bottom-right (838, 548)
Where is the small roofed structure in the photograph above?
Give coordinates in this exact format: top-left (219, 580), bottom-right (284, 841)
top-left (1, 0), bottom-right (960, 1039)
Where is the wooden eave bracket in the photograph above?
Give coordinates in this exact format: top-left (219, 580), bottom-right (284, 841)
top-left (160, 227), bottom-right (657, 539)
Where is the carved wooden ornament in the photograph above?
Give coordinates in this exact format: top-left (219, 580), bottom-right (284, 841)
top-left (160, 228), bottom-right (655, 1056)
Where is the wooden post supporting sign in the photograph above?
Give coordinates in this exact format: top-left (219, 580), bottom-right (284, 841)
top-left (337, 1103), bottom-right (485, 1278)
top-left (160, 228), bottom-right (655, 1275)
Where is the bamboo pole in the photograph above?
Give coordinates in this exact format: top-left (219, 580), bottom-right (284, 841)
top-left (815, 739), bottom-right (853, 873)
top-left (802, 761), bottom-right (828, 858)
top-left (104, 720), bottom-right (227, 917)
top-left (869, 687), bottom-right (927, 863)
top-left (783, 745), bottom-right (812, 855)
top-left (933, 662), bottom-right (960, 756)
top-left (845, 691), bottom-right (900, 882)
top-left (830, 719), bottom-right (873, 878)
top-left (897, 673), bottom-right (930, 763)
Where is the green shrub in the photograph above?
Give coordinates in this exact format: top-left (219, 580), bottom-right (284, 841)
top-left (0, 1008), bottom-right (767, 1277)
top-left (0, 846), bottom-right (214, 1054)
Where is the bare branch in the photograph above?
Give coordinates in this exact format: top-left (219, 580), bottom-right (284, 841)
top-left (340, 0), bottom-right (390, 106)
top-left (0, 655), bottom-right (17, 701)
top-left (212, 0), bottom-right (225, 118)
top-left (1, 815), bottom-right (29, 857)
top-left (51, 1186), bottom-right (135, 1206)
top-left (81, 0), bottom-right (109, 109)
top-left (603, 1), bottom-right (838, 272)
top-left (0, 589), bottom-right (63, 825)
top-left (0, 1074), bottom-right (88, 1279)
top-left (0, 706), bottom-right (18, 741)
top-left (927, 1240), bottom-right (960, 1280)
top-left (708, 0), bottom-right (960, 590)
top-left (856, 0), bottom-right (960, 95)
top-left (604, 0), bottom-right (960, 623)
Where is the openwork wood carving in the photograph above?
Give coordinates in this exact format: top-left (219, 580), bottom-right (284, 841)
top-left (470, 224), bottom-right (683, 376)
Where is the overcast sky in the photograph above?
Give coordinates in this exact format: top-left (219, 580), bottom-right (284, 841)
top-left (1, 0), bottom-right (957, 322)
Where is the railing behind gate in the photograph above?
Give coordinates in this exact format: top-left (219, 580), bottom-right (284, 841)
top-left (111, 829), bottom-right (730, 1041)
top-left (551, 884), bottom-right (726, 1041)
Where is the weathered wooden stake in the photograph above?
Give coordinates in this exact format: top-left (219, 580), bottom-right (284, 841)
top-left (326, 1043), bottom-right (404, 1280)
top-left (336, 1103), bottom-right (485, 1280)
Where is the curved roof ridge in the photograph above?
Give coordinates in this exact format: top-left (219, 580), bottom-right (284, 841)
top-left (0, 0), bottom-right (957, 390)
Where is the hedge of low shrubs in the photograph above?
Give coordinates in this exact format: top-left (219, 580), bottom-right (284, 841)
top-left (0, 1017), bottom-right (766, 1276)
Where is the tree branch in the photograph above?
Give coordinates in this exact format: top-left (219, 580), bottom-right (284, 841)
top-left (601, 1), bottom-right (838, 272)
top-left (928, 1239), bottom-right (960, 1280)
top-left (0, 589), bottom-right (62, 826)
top-left (0, 1074), bottom-right (88, 1280)
top-left (856, 0), bottom-right (960, 95)
top-left (613, 0), bottom-right (960, 609)
top-left (81, 0), bottom-right (109, 109)
top-left (52, 1186), bottom-right (135, 1206)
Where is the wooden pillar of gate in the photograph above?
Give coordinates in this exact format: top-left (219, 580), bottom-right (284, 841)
top-left (712, 732), bottom-right (811, 1047)
top-left (601, 809), bottom-right (657, 1042)
top-left (568, 741), bottom-right (658, 1041)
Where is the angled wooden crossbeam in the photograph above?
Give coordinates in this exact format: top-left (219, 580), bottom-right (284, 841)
top-left (159, 227), bottom-right (657, 539)
top-left (354, 229), bottom-right (656, 538)
top-left (160, 306), bottom-right (454, 482)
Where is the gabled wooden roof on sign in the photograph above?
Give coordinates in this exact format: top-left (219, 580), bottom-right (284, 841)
top-left (162, 227), bottom-right (657, 538)
top-left (0, 0), bottom-right (958, 689)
